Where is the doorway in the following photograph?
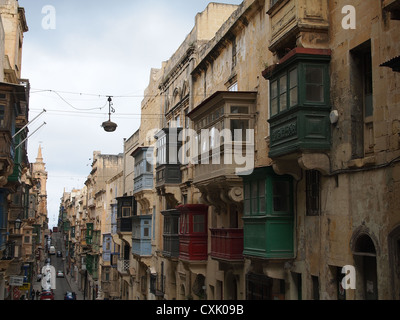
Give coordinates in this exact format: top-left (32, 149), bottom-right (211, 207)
top-left (352, 232), bottom-right (378, 300)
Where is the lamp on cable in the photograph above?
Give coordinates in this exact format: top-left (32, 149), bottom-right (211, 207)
top-left (102, 96), bottom-right (118, 132)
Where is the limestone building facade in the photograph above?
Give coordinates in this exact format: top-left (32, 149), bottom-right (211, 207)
top-left (60, 0), bottom-right (400, 300)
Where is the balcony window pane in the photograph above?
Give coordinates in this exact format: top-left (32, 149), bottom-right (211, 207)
top-left (279, 74), bottom-right (287, 111)
top-left (231, 106), bottom-right (249, 114)
top-left (122, 207), bottom-right (131, 217)
top-left (273, 180), bottom-right (289, 212)
top-left (0, 105), bottom-right (5, 127)
top-left (185, 214), bottom-right (189, 233)
top-left (252, 180), bottom-right (258, 213)
top-left (306, 85), bottom-right (324, 102)
top-left (289, 68), bottom-right (298, 107)
top-left (244, 183), bottom-right (250, 215)
top-left (259, 180), bottom-right (265, 213)
top-left (271, 80), bottom-right (278, 116)
top-left (193, 214), bottom-right (205, 233)
top-left (305, 66), bottom-right (324, 102)
top-left (231, 119), bottom-right (249, 141)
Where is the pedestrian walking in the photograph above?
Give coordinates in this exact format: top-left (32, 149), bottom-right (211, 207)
top-left (36, 289), bottom-right (40, 300)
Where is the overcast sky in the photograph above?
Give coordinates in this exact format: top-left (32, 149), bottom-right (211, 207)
top-left (17, 0), bottom-right (243, 228)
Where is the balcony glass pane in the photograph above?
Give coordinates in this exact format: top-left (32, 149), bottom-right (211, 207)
top-left (231, 106), bottom-right (249, 114)
top-left (279, 74), bottom-right (287, 111)
top-left (271, 81), bottom-right (278, 116)
top-left (251, 180), bottom-right (258, 212)
top-left (306, 85), bottom-right (324, 102)
top-left (259, 180), bottom-right (265, 213)
top-left (231, 119), bottom-right (249, 141)
top-left (0, 105), bottom-right (4, 127)
top-left (193, 214), bottom-right (205, 233)
top-left (289, 68), bottom-right (298, 107)
top-left (273, 180), bottom-right (289, 212)
top-left (244, 183), bottom-right (250, 215)
top-left (305, 66), bottom-right (324, 102)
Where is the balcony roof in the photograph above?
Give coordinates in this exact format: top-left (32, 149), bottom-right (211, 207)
top-left (188, 90), bottom-right (257, 120)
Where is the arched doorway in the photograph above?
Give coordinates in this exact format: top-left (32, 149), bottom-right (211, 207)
top-left (225, 271), bottom-right (238, 300)
top-left (389, 225), bottom-right (400, 300)
top-left (180, 284), bottom-right (186, 300)
top-left (351, 230), bottom-right (378, 300)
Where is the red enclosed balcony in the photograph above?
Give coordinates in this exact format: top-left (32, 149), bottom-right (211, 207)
top-left (177, 204), bottom-right (208, 261)
top-left (210, 228), bottom-right (244, 261)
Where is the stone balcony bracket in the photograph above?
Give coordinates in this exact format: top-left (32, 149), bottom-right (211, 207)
top-left (272, 152), bottom-right (331, 180)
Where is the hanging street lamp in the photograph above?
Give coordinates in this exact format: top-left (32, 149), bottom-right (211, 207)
top-left (15, 218), bottom-right (22, 230)
top-left (102, 96), bottom-right (118, 132)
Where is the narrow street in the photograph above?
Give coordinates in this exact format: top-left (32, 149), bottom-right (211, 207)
top-left (32, 232), bottom-right (82, 301)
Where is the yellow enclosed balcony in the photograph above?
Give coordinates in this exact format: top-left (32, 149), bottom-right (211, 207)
top-left (267, 0), bottom-right (330, 54)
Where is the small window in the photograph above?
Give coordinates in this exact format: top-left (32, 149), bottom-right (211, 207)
top-left (231, 106), bottom-right (249, 114)
top-left (184, 108), bottom-right (190, 129)
top-left (175, 115), bottom-right (181, 128)
top-left (228, 82), bottom-right (238, 91)
top-left (0, 105), bottom-right (5, 127)
top-left (232, 37), bottom-right (237, 69)
top-left (306, 170), bottom-right (321, 216)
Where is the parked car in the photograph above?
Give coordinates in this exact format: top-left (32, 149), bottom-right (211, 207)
top-left (36, 274), bottom-right (42, 282)
top-left (40, 290), bottom-right (54, 300)
top-left (56, 270), bottom-right (64, 278)
top-left (49, 246), bottom-right (56, 255)
top-left (64, 291), bottom-right (76, 300)
top-left (56, 251), bottom-right (62, 257)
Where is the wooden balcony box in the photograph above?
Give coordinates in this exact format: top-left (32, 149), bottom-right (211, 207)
top-left (132, 147), bottom-right (154, 194)
top-left (242, 167), bottom-right (294, 259)
top-left (187, 91), bottom-right (258, 185)
top-left (263, 48), bottom-right (332, 159)
top-left (116, 196), bottom-right (136, 233)
top-left (162, 209), bottom-right (180, 258)
top-left (210, 228), bottom-right (244, 261)
top-left (267, 0), bottom-right (329, 52)
top-left (132, 215), bottom-right (152, 257)
top-left (155, 128), bottom-right (183, 188)
top-left (177, 204), bottom-right (208, 261)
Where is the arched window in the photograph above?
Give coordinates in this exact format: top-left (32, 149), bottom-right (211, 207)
top-left (353, 233), bottom-right (376, 256)
top-left (350, 228), bottom-right (379, 300)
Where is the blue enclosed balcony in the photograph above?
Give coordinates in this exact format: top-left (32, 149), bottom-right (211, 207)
top-left (132, 215), bottom-right (152, 257)
top-left (132, 147), bottom-right (154, 194)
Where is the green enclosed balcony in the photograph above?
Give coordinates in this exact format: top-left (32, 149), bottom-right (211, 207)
top-left (86, 222), bottom-right (93, 245)
top-left (242, 167), bottom-right (294, 259)
top-left (263, 48), bottom-right (332, 159)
